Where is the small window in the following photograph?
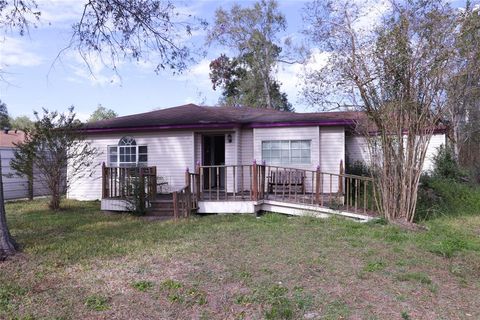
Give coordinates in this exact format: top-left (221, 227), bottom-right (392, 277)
top-left (107, 137), bottom-right (148, 167)
top-left (262, 140), bottom-right (311, 165)
top-left (108, 146), bottom-right (118, 166)
top-left (138, 146), bottom-right (148, 164)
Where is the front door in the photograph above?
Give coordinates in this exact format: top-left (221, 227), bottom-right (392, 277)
top-left (203, 135), bottom-right (225, 189)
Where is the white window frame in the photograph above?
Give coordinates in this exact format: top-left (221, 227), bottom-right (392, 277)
top-left (262, 140), bottom-right (311, 165)
top-left (108, 137), bottom-right (148, 167)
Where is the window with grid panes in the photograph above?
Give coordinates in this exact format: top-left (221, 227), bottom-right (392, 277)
top-left (262, 140), bottom-right (311, 165)
top-left (108, 136), bottom-right (148, 167)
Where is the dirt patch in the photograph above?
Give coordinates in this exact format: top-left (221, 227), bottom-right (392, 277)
top-left (2, 203), bottom-right (480, 319)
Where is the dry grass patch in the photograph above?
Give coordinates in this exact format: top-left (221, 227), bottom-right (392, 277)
top-left (0, 199), bottom-right (479, 319)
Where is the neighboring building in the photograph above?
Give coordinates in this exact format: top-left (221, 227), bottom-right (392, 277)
top-left (68, 104), bottom-right (446, 218)
top-left (0, 130), bottom-right (49, 200)
top-left (0, 129), bottom-right (25, 148)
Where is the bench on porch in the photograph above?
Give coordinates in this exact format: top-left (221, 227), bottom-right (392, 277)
top-left (267, 169), bottom-right (306, 194)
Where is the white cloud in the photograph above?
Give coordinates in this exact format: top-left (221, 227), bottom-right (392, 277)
top-left (276, 49), bottom-right (329, 106)
top-left (74, 111), bottom-right (91, 122)
top-left (65, 51), bottom-right (121, 86)
top-left (36, 0), bottom-right (85, 25)
top-left (174, 58), bottom-right (212, 90)
top-left (0, 36), bottom-right (43, 68)
top-left (352, 0), bottom-right (391, 30)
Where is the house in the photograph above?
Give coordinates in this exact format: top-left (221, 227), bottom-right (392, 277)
top-left (69, 104), bottom-right (446, 219)
top-left (0, 130), bottom-right (49, 200)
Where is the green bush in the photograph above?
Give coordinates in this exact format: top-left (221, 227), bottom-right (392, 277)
top-left (417, 177), bottom-right (480, 220)
top-left (125, 173), bottom-right (148, 216)
top-left (431, 145), bottom-right (468, 181)
top-left (346, 160), bottom-right (371, 176)
top-left (416, 145), bottom-right (480, 221)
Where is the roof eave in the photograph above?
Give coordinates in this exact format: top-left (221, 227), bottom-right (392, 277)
top-left (81, 119), bottom-right (357, 134)
top-left (246, 120), bottom-right (356, 128)
top-left (80, 123), bottom-right (241, 134)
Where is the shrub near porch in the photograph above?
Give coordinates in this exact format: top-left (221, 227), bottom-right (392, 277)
top-left (1, 199), bottom-right (479, 319)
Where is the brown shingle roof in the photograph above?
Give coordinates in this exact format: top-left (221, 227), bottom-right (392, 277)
top-left (0, 130), bottom-right (25, 147)
top-left (83, 104), bottom-right (362, 132)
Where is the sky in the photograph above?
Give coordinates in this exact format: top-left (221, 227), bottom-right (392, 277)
top-left (0, 0), bottom-right (313, 121)
top-left (0, 0), bottom-right (467, 121)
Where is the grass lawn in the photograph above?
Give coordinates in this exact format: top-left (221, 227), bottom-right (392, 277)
top-left (1, 199), bottom-right (480, 319)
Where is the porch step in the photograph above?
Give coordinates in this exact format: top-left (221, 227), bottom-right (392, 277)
top-left (147, 197), bottom-right (174, 216)
top-left (150, 201), bottom-right (174, 208)
top-left (146, 208), bottom-right (174, 216)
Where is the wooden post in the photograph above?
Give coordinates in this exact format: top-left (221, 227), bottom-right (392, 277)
top-left (261, 160), bottom-right (266, 200)
top-left (195, 161), bottom-right (201, 201)
top-left (101, 162), bottom-right (107, 198)
top-left (173, 191), bottom-right (179, 219)
top-left (252, 160), bottom-right (258, 201)
top-left (139, 168), bottom-right (145, 210)
top-left (315, 165), bottom-right (320, 204)
top-left (185, 167), bottom-right (191, 217)
top-left (152, 166), bottom-right (157, 197)
top-left (338, 160), bottom-right (344, 195)
top-left (185, 167), bottom-right (190, 188)
top-left (185, 187), bottom-right (191, 218)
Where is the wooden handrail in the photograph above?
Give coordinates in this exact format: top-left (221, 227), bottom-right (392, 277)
top-left (102, 166), bottom-right (157, 200)
top-left (194, 162), bottom-right (377, 215)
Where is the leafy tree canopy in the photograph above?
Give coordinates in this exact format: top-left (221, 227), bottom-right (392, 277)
top-left (12, 107), bottom-right (98, 211)
top-left (0, 100), bottom-right (11, 129)
top-left (207, 0), bottom-right (293, 111)
top-left (88, 105), bottom-right (118, 122)
top-left (10, 116), bottom-right (34, 132)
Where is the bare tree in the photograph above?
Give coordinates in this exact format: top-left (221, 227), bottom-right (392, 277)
top-left (303, 0), bottom-right (456, 222)
top-left (67, 0), bottom-right (207, 73)
top-left (445, 2), bottom-right (480, 174)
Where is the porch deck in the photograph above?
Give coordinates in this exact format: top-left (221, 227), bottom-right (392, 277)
top-left (101, 162), bottom-right (379, 221)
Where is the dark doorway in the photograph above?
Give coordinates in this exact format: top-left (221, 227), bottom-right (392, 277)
top-left (203, 135), bottom-right (225, 189)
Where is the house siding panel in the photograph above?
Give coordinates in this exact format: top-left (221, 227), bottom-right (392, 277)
top-left (319, 127), bottom-right (345, 193)
top-left (253, 126), bottom-right (345, 194)
top-left (240, 129), bottom-right (254, 165)
top-left (254, 126), bottom-right (321, 171)
top-left (67, 131), bottom-right (194, 201)
top-left (345, 136), bottom-right (369, 165)
top-left (424, 134), bottom-right (446, 172)
top-left (254, 127), bottom-right (318, 192)
top-left (345, 133), bottom-right (446, 172)
top-left (238, 129), bottom-right (254, 192)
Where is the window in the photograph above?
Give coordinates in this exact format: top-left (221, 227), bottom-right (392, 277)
top-left (262, 140), bottom-right (311, 165)
top-left (108, 136), bottom-right (148, 167)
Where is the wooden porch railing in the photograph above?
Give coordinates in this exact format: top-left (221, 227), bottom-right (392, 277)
top-left (172, 169), bottom-right (198, 219)
top-left (101, 163), bottom-right (157, 200)
top-left (101, 161), bottom-right (377, 216)
top-left (192, 161), bottom-right (377, 215)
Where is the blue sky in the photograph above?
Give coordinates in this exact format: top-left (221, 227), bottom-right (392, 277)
top-left (0, 0), bottom-right (310, 121)
top-left (0, 0), bottom-right (467, 121)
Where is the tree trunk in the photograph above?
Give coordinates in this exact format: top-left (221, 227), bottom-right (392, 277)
top-left (451, 112), bottom-right (461, 161)
top-left (0, 151), bottom-right (18, 260)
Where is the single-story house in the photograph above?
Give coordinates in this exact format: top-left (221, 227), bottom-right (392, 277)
top-left (68, 104), bottom-right (446, 219)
